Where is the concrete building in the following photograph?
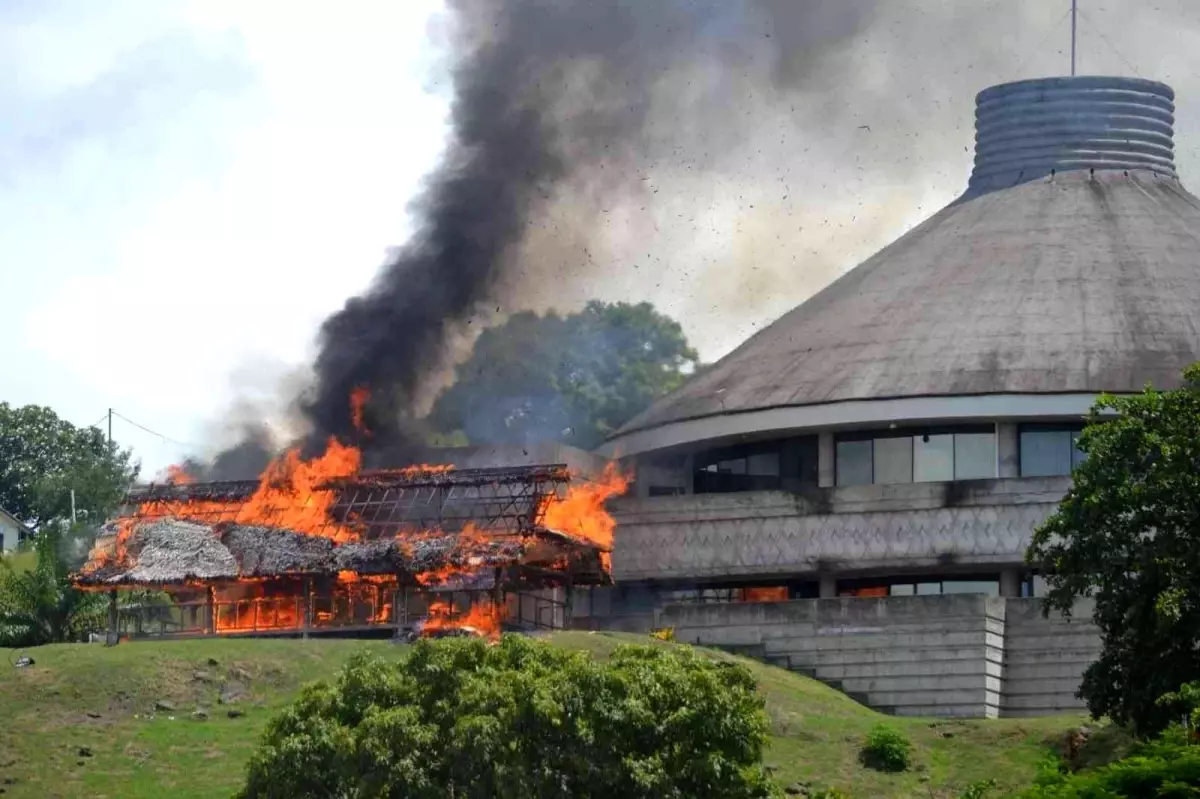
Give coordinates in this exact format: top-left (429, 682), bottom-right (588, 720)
top-left (583, 75), bottom-right (1200, 718)
top-left (0, 506), bottom-right (31, 554)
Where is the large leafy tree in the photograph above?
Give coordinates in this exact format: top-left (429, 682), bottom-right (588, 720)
top-left (240, 636), bottom-right (778, 798)
top-left (1028, 364), bottom-right (1200, 736)
top-left (0, 403), bottom-right (138, 529)
top-left (430, 301), bottom-right (698, 450)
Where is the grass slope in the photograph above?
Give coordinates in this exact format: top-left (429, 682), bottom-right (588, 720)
top-left (0, 633), bottom-right (1088, 798)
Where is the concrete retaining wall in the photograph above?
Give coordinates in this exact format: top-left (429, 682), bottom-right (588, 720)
top-left (663, 595), bottom-right (1006, 718)
top-left (654, 595), bottom-right (1099, 719)
top-left (1002, 597), bottom-right (1101, 717)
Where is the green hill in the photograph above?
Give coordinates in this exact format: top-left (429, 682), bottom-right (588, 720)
top-left (0, 633), bottom-right (1091, 798)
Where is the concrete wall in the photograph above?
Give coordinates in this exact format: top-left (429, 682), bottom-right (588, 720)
top-left (1003, 597), bottom-right (1101, 717)
top-left (609, 477), bottom-right (1070, 581)
top-left (663, 596), bottom-right (1005, 718)
top-left (648, 595), bottom-right (1099, 719)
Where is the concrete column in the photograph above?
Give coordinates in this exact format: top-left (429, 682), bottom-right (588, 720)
top-left (683, 454), bottom-right (695, 495)
top-left (997, 422), bottom-right (1019, 478)
top-left (819, 573), bottom-right (837, 598)
top-left (634, 456), bottom-right (651, 499)
top-left (1000, 569), bottom-right (1022, 598)
top-left (818, 432), bottom-right (835, 488)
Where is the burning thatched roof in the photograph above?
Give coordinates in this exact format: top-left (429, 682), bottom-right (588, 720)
top-left (74, 517), bottom-right (602, 588)
top-left (117, 519), bottom-right (239, 583)
top-left (73, 461), bottom-right (616, 589)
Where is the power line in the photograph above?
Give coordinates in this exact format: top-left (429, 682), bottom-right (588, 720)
top-left (1008, 7), bottom-right (1074, 84)
top-left (1076, 8), bottom-right (1142, 78)
top-left (109, 410), bottom-right (198, 450)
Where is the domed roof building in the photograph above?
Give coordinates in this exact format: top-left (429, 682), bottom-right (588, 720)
top-left (580, 76), bottom-right (1200, 718)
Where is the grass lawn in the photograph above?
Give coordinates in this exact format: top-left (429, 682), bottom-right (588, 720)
top-left (0, 632), bottom-right (1097, 798)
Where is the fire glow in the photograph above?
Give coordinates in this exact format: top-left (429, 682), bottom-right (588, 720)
top-left (78, 432), bottom-right (627, 639)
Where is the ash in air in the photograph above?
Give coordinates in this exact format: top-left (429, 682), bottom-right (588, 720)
top-left (300, 0), bottom-right (880, 463)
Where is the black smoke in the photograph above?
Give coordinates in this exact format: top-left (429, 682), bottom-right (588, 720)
top-left (299, 0), bottom-right (881, 465)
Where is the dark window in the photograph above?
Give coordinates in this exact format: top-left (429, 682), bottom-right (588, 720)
top-left (840, 574), bottom-right (1000, 597)
top-left (836, 439), bottom-right (873, 486)
top-left (1019, 424), bottom-right (1085, 476)
top-left (694, 442), bottom-right (783, 493)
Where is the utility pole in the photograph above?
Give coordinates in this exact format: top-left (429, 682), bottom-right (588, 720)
top-left (107, 408), bottom-right (113, 444)
top-left (1071, 0), bottom-right (1078, 76)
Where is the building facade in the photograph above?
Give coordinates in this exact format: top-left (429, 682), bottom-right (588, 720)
top-left (0, 506), bottom-right (31, 554)
top-left (582, 75), bottom-right (1200, 718)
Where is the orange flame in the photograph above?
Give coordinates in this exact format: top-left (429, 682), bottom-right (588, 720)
top-left (350, 387), bottom-right (370, 436)
top-left (165, 465), bottom-right (196, 485)
top-left (422, 597), bottom-right (502, 640)
top-left (540, 462), bottom-right (628, 567)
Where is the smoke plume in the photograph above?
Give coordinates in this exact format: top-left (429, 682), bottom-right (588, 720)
top-left (192, 0), bottom-right (1200, 476)
top-left (301, 0), bottom-right (882, 462)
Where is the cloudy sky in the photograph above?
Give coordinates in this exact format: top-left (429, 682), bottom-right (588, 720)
top-left (2, 1), bottom-right (450, 474)
top-left (3, 0), bottom-right (1199, 478)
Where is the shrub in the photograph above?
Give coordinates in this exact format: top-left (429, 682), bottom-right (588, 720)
top-left (959, 779), bottom-right (998, 799)
top-left (1018, 732), bottom-right (1200, 797)
top-left (860, 724), bottom-right (913, 773)
top-left (240, 635), bottom-right (780, 798)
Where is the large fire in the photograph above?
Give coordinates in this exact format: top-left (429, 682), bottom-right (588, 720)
top-left (540, 461), bottom-right (629, 570)
top-left (422, 597), bottom-right (503, 640)
top-left (81, 424), bottom-right (627, 639)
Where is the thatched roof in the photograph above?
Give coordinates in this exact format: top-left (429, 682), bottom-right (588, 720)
top-left (73, 517), bottom-right (602, 588)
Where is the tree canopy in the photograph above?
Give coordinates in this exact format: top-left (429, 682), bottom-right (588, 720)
top-left (1028, 364), bottom-right (1200, 736)
top-left (240, 636), bottom-right (778, 799)
top-left (430, 301), bottom-right (699, 450)
top-left (0, 403), bottom-right (138, 530)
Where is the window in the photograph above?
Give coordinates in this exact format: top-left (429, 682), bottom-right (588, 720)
top-left (835, 428), bottom-right (997, 486)
top-left (695, 446), bottom-right (782, 493)
top-left (914, 434), bottom-right (954, 481)
top-left (856, 576), bottom-right (1001, 597)
top-left (954, 432), bottom-right (997, 479)
top-left (836, 439), bottom-right (873, 486)
top-left (873, 436), bottom-right (913, 484)
top-left (1020, 425), bottom-right (1084, 476)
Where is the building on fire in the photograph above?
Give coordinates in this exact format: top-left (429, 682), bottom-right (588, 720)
top-left (577, 75), bottom-right (1200, 718)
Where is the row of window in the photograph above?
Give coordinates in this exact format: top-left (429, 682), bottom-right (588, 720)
top-left (678, 423), bottom-right (1089, 495)
top-left (834, 424), bottom-right (1086, 487)
top-left (835, 430), bottom-right (996, 486)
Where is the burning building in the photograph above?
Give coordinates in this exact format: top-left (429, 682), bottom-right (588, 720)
top-left (580, 75), bottom-right (1200, 718)
top-left (75, 439), bottom-right (624, 641)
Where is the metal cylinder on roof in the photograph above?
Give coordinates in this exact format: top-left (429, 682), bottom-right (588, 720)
top-left (968, 76), bottom-right (1177, 194)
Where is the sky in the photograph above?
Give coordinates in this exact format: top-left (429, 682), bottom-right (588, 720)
top-left (3, 0), bottom-right (1200, 478)
top-left (1, 1), bottom-right (451, 475)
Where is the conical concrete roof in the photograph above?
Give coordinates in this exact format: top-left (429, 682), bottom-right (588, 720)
top-left (613, 76), bottom-right (1200, 445)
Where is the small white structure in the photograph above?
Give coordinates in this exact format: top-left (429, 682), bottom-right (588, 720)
top-left (0, 506), bottom-right (32, 554)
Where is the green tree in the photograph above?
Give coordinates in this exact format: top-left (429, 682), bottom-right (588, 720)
top-left (0, 525), bottom-right (104, 646)
top-left (430, 301), bottom-right (698, 450)
top-left (240, 636), bottom-right (778, 798)
top-left (1027, 364), bottom-right (1200, 736)
top-left (0, 403), bottom-right (138, 530)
